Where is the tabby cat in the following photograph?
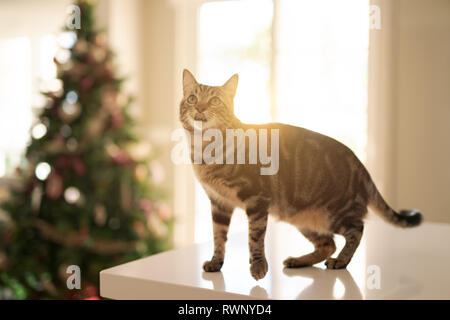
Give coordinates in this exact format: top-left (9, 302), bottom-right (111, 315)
top-left (179, 69), bottom-right (422, 280)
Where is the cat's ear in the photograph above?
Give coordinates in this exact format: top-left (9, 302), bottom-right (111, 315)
top-left (183, 69), bottom-right (197, 95)
top-left (222, 74), bottom-right (239, 97)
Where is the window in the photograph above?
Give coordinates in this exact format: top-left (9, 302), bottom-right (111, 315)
top-left (194, 0), bottom-right (369, 243)
top-left (275, 0), bottom-right (369, 162)
top-left (0, 35), bottom-right (58, 178)
top-left (0, 0), bottom-right (68, 179)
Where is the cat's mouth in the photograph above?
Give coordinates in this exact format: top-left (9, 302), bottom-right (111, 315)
top-left (194, 112), bottom-right (207, 122)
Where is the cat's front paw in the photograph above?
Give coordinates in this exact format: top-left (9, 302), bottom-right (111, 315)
top-left (250, 258), bottom-right (268, 280)
top-left (203, 259), bottom-right (224, 272)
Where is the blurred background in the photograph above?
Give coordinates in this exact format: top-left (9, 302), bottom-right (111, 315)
top-left (0, 0), bottom-right (449, 299)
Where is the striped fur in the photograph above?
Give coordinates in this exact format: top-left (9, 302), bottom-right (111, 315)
top-left (180, 70), bottom-right (423, 280)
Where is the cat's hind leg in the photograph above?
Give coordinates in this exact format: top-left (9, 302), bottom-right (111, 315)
top-left (284, 230), bottom-right (336, 268)
top-left (325, 218), bottom-right (364, 269)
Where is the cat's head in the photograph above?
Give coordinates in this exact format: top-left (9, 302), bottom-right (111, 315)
top-left (180, 69), bottom-right (239, 130)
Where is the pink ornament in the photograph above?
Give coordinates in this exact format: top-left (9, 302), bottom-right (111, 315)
top-left (111, 150), bottom-right (133, 166)
top-left (158, 203), bottom-right (172, 221)
top-left (111, 112), bottom-right (123, 130)
top-left (46, 173), bottom-right (63, 200)
top-left (72, 157), bottom-right (87, 176)
top-left (139, 199), bottom-right (152, 213)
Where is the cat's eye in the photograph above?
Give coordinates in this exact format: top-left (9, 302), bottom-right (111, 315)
top-left (210, 97), bottom-right (221, 106)
top-left (187, 95), bottom-right (197, 104)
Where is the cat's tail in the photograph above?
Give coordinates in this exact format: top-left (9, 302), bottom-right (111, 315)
top-left (368, 181), bottom-right (423, 228)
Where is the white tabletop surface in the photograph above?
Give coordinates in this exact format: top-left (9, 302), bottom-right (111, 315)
top-left (100, 218), bottom-right (450, 299)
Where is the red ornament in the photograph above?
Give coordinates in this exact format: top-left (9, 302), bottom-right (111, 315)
top-left (72, 157), bottom-right (87, 176)
top-left (56, 155), bottom-right (71, 169)
top-left (46, 173), bottom-right (63, 200)
top-left (111, 112), bottom-right (123, 130)
top-left (80, 76), bottom-right (94, 91)
top-left (139, 199), bottom-right (152, 213)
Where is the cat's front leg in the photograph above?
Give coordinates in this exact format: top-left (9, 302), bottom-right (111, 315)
top-left (246, 201), bottom-right (269, 280)
top-left (203, 200), bottom-right (234, 272)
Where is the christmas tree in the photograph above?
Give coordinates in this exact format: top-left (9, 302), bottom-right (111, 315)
top-left (0, 0), bottom-right (172, 299)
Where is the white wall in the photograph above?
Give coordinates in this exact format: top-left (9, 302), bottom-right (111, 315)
top-left (369, 0), bottom-right (450, 224)
top-left (394, 0), bottom-right (450, 223)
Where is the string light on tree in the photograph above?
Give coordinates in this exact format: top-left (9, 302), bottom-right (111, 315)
top-left (31, 123), bottom-right (47, 140)
top-left (64, 187), bottom-right (82, 205)
top-left (35, 162), bottom-right (51, 181)
top-left (58, 31), bottom-right (77, 49)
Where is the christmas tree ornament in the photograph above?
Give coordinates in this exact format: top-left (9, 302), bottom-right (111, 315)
top-left (85, 112), bottom-right (107, 138)
top-left (111, 111), bottom-right (123, 129)
top-left (94, 203), bottom-right (107, 226)
top-left (65, 90), bottom-right (78, 104)
top-left (94, 33), bottom-right (107, 48)
top-left (58, 101), bottom-right (82, 123)
top-left (102, 88), bottom-right (118, 110)
top-left (45, 172), bottom-right (63, 200)
top-left (59, 124), bottom-right (72, 138)
top-left (73, 38), bottom-right (89, 55)
top-left (72, 157), bottom-right (86, 176)
top-left (35, 162), bottom-right (51, 181)
top-left (134, 164), bottom-right (148, 182)
top-left (80, 76), bottom-right (94, 91)
top-left (31, 184), bottom-right (43, 213)
top-left (91, 47), bottom-right (107, 63)
top-left (66, 137), bottom-right (78, 152)
top-left (139, 199), bottom-right (152, 213)
top-left (158, 203), bottom-right (172, 222)
top-left (133, 221), bottom-right (147, 238)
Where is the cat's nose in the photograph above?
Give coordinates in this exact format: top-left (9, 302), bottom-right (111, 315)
top-left (195, 104), bottom-right (207, 112)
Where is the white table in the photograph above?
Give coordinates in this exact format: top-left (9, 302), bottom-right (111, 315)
top-left (100, 218), bottom-right (450, 299)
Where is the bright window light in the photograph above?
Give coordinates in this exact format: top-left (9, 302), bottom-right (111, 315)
top-left (275, 0), bottom-right (369, 162)
top-left (0, 35), bottom-right (58, 177)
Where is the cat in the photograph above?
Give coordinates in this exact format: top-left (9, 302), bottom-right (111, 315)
top-left (179, 69), bottom-right (422, 280)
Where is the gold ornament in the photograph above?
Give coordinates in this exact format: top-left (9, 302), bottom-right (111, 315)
top-left (91, 47), bottom-right (106, 62)
top-left (73, 39), bottom-right (89, 55)
top-left (94, 204), bottom-right (107, 226)
top-left (134, 164), bottom-right (148, 182)
top-left (58, 101), bottom-right (82, 123)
